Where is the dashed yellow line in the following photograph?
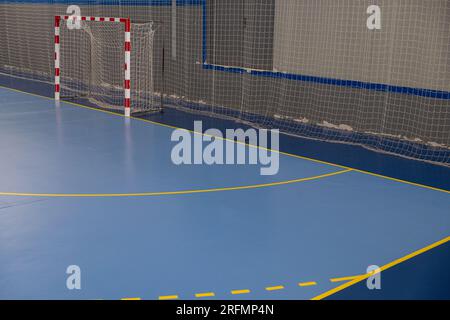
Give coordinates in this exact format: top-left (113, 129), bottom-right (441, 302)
top-left (231, 289), bottom-right (251, 295)
top-left (313, 235), bottom-right (450, 300)
top-left (106, 237), bottom-right (450, 301)
top-left (118, 235), bottom-right (450, 301)
top-left (330, 275), bottom-right (366, 283)
top-left (195, 292), bottom-right (215, 298)
top-left (265, 286), bottom-right (284, 291)
top-left (298, 281), bottom-right (317, 287)
top-left (159, 295), bottom-right (179, 300)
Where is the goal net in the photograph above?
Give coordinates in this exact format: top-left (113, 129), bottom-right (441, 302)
top-left (55, 16), bottom-right (159, 116)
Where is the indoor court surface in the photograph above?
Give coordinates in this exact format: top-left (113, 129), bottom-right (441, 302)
top-left (1, 0), bottom-right (450, 302)
top-left (0, 86), bottom-right (449, 300)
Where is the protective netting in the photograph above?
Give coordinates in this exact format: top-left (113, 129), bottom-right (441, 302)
top-left (0, 1), bottom-right (449, 164)
top-left (59, 19), bottom-right (157, 113)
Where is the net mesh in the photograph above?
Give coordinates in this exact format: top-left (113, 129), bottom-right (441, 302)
top-left (0, 1), bottom-right (449, 164)
top-left (59, 19), bottom-right (157, 113)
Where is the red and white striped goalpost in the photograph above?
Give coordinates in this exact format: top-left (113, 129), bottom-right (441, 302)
top-left (54, 15), bottom-right (132, 117)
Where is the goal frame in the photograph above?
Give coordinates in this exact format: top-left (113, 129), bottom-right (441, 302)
top-left (54, 15), bottom-right (132, 117)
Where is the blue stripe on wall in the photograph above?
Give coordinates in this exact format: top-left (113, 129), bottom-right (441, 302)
top-left (248, 69), bottom-right (450, 99)
top-left (2, 0), bottom-right (450, 100)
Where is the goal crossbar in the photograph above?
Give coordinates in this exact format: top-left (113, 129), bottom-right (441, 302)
top-left (54, 15), bottom-right (132, 117)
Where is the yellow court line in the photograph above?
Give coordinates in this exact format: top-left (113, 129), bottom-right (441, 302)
top-left (121, 297), bottom-right (141, 300)
top-left (329, 275), bottom-right (366, 283)
top-left (231, 289), bottom-right (251, 295)
top-left (159, 295), bottom-right (179, 300)
top-left (348, 169), bottom-right (450, 195)
top-left (265, 286), bottom-right (284, 291)
top-left (0, 169), bottom-right (352, 197)
top-left (298, 282), bottom-right (317, 287)
top-left (312, 235), bottom-right (450, 300)
top-left (1, 84), bottom-right (449, 196)
top-left (195, 292), bottom-right (215, 298)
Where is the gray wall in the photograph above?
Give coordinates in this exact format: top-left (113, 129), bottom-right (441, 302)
top-left (274, 0), bottom-right (450, 92)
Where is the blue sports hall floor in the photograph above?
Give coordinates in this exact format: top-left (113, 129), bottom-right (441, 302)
top-left (0, 80), bottom-right (449, 300)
